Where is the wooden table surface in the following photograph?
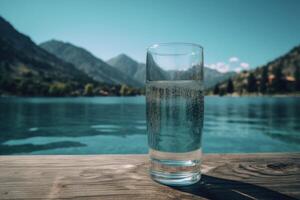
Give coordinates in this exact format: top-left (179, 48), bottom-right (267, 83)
top-left (0, 153), bottom-right (299, 200)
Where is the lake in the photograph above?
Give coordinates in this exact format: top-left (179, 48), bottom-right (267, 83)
top-left (0, 96), bottom-right (300, 155)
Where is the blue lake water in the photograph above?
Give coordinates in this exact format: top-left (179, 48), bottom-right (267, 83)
top-left (0, 96), bottom-right (300, 155)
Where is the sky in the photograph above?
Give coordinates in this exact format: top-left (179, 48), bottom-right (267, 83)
top-left (0, 0), bottom-right (300, 73)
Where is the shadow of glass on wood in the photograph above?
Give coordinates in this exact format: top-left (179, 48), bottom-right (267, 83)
top-left (171, 175), bottom-right (297, 200)
top-left (0, 141), bottom-right (86, 155)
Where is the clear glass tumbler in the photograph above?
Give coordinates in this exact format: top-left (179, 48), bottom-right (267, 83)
top-left (146, 43), bottom-right (204, 186)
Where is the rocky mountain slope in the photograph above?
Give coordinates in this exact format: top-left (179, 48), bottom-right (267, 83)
top-left (0, 16), bottom-right (95, 96)
top-left (40, 40), bottom-right (143, 87)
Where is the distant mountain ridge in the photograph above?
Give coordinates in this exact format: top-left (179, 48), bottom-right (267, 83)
top-left (204, 68), bottom-right (236, 89)
top-left (0, 16), bottom-right (96, 96)
top-left (107, 54), bottom-right (146, 84)
top-left (40, 40), bottom-right (143, 87)
top-left (108, 53), bottom-right (236, 88)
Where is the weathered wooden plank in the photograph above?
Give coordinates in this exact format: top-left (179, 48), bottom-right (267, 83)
top-left (0, 153), bottom-right (299, 200)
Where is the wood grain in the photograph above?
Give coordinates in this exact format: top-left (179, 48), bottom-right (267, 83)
top-left (0, 153), bottom-right (299, 200)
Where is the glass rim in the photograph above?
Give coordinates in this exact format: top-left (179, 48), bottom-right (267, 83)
top-left (147, 42), bottom-right (203, 56)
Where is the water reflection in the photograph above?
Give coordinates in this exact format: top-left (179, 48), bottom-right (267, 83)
top-left (203, 97), bottom-right (300, 153)
top-left (0, 96), bottom-right (300, 155)
top-left (0, 97), bottom-right (146, 154)
top-left (0, 141), bottom-right (85, 155)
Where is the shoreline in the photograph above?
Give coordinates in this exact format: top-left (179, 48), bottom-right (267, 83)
top-left (0, 95), bottom-right (144, 98)
top-left (205, 92), bottom-right (300, 97)
top-left (1, 94), bottom-right (300, 98)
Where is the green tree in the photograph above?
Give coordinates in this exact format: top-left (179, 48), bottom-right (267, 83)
top-left (48, 82), bottom-right (68, 96)
top-left (219, 88), bottom-right (225, 96)
top-left (49, 84), bottom-right (60, 96)
top-left (213, 84), bottom-right (220, 95)
top-left (260, 67), bottom-right (268, 94)
top-left (226, 79), bottom-right (234, 94)
top-left (247, 73), bottom-right (257, 93)
top-left (119, 84), bottom-right (128, 96)
top-left (84, 83), bottom-right (94, 96)
top-left (272, 66), bottom-right (286, 93)
top-left (295, 67), bottom-right (300, 91)
top-left (111, 85), bottom-right (121, 96)
top-left (17, 79), bottom-right (35, 95)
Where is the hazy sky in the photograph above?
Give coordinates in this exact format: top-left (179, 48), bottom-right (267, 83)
top-left (0, 0), bottom-right (300, 72)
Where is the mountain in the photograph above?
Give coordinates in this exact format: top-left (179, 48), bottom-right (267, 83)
top-left (213, 45), bottom-right (300, 95)
top-left (0, 16), bottom-right (96, 96)
top-left (204, 68), bottom-right (236, 89)
top-left (107, 54), bottom-right (146, 84)
top-left (40, 40), bottom-right (143, 88)
top-left (107, 54), bottom-right (236, 88)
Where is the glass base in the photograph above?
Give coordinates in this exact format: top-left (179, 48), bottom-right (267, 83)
top-left (150, 170), bottom-right (201, 186)
top-left (149, 149), bottom-right (202, 186)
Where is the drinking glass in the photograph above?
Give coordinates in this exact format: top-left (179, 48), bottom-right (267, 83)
top-left (146, 43), bottom-right (204, 186)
